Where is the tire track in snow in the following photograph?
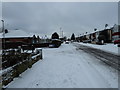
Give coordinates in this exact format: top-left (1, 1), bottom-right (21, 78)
top-left (73, 43), bottom-right (120, 71)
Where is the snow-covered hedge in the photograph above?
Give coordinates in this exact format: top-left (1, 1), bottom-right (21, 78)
top-left (2, 49), bottom-right (43, 87)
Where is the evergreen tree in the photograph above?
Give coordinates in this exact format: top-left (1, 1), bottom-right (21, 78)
top-left (71, 33), bottom-right (75, 40)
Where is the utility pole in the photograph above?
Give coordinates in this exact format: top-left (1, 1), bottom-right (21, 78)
top-left (1, 20), bottom-right (4, 36)
top-left (60, 27), bottom-right (63, 38)
top-left (62, 30), bottom-right (63, 38)
top-left (1, 20), bottom-right (5, 53)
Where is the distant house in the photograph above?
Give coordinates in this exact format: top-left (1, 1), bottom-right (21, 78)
top-left (112, 24), bottom-right (120, 44)
top-left (79, 26), bottom-right (113, 44)
top-left (98, 29), bottom-right (112, 43)
top-left (0, 29), bottom-right (39, 49)
top-left (4, 30), bottom-right (33, 43)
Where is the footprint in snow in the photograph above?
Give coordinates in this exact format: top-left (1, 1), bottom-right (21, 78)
top-left (36, 84), bottom-right (39, 86)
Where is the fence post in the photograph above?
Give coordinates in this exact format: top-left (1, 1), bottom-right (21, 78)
top-left (118, 44), bottom-right (120, 55)
top-left (40, 49), bottom-right (42, 59)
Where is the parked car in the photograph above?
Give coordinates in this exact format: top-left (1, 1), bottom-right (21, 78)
top-left (65, 41), bottom-right (69, 44)
top-left (83, 40), bottom-right (91, 43)
top-left (49, 44), bottom-right (55, 48)
top-left (114, 40), bottom-right (120, 44)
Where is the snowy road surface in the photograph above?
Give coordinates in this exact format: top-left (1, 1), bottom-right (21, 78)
top-left (74, 43), bottom-right (120, 71)
top-left (6, 43), bottom-right (118, 88)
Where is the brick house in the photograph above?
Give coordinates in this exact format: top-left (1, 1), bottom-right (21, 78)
top-left (1, 30), bottom-right (38, 49)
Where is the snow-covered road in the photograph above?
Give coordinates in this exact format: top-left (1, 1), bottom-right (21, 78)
top-left (6, 43), bottom-right (118, 88)
top-left (74, 43), bottom-right (120, 71)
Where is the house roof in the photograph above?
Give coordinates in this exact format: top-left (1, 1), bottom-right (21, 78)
top-left (0, 30), bottom-right (42, 39)
top-left (5, 30), bottom-right (31, 38)
top-left (0, 29), bottom-right (36, 38)
top-left (83, 26), bottom-right (113, 36)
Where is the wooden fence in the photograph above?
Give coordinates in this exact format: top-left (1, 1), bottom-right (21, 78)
top-left (1, 48), bottom-right (42, 87)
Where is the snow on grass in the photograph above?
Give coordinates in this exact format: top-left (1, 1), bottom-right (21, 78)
top-left (6, 43), bottom-right (118, 88)
top-left (77, 42), bottom-right (119, 55)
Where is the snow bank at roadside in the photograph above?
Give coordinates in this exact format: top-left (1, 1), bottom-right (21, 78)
top-left (77, 42), bottom-right (119, 55)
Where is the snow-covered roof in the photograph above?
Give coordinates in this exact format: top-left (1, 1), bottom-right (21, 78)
top-left (2, 30), bottom-right (33, 38)
top-left (105, 26), bottom-right (113, 29)
top-left (29, 33), bottom-right (40, 37)
top-left (83, 26), bottom-right (113, 36)
top-left (0, 29), bottom-right (42, 38)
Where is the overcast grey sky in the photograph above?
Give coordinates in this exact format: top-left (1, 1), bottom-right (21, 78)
top-left (0, 2), bottom-right (2, 28)
top-left (2, 2), bottom-right (118, 38)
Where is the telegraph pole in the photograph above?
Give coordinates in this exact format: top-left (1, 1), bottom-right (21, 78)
top-left (1, 20), bottom-right (5, 52)
top-left (62, 30), bottom-right (63, 38)
top-left (60, 27), bottom-right (63, 38)
top-left (1, 20), bottom-right (4, 35)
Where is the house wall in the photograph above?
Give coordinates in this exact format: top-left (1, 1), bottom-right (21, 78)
top-left (5, 37), bottom-right (33, 44)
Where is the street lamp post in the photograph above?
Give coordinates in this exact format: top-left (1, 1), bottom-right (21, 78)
top-left (1, 20), bottom-right (5, 52)
top-left (1, 20), bottom-right (4, 31)
top-left (1, 20), bottom-right (4, 37)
